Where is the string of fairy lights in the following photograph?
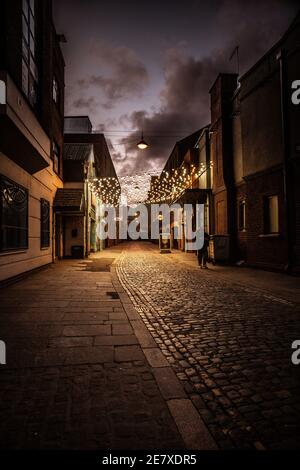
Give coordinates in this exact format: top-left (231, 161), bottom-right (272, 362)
top-left (86, 161), bottom-right (212, 206)
top-left (146, 161), bottom-right (213, 204)
top-left (87, 176), bottom-right (121, 206)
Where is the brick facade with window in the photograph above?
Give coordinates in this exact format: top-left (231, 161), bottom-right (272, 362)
top-left (244, 167), bottom-right (288, 270)
top-left (209, 14), bottom-right (300, 271)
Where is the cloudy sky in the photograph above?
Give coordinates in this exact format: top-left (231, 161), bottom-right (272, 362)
top-left (53, 0), bottom-right (298, 177)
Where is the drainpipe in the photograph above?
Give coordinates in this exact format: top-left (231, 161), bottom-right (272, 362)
top-left (84, 164), bottom-right (89, 258)
top-left (277, 49), bottom-right (293, 272)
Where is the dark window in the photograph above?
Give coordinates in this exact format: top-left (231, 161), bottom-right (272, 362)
top-left (238, 200), bottom-right (246, 231)
top-left (264, 195), bottom-right (279, 234)
top-left (22, 0), bottom-right (38, 107)
top-left (0, 175), bottom-right (28, 251)
top-left (40, 198), bottom-right (50, 248)
top-left (52, 140), bottom-right (60, 174)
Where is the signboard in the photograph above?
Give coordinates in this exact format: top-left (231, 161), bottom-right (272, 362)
top-left (159, 233), bottom-right (171, 253)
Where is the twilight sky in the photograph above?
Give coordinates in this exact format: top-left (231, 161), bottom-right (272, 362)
top-left (53, 0), bottom-right (298, 177)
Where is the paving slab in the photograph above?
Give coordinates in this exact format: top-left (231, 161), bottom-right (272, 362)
top-left (48, 337), bottom-right (93, 348)
top-left (108, 311), bottom-right (128, 321)
top-left (114, 345), bottom-right (146, 362)
top-left (63, 325), bottom-right (111, 336)
top-left (94, 335), bottom-right (139, 346)
top-left (112, 323), bottom-right (133, 336)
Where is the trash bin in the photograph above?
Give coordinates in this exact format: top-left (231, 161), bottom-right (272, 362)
top-left (209, 235), bottom-right (230, 263)
top-left (71, 245), bottom-right (84, 259)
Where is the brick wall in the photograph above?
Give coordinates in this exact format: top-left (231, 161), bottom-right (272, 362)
top-left (245, 166), bottom-right (288, 270)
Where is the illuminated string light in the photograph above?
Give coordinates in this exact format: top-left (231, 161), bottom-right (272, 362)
top-left (86, 162), bottom-right (213, 207)
top-left (146, 162), bottom-right (213, 204)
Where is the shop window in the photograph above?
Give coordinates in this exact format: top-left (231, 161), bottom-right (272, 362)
top-left (238, 200), bottom-right (246, 231)
top-left (264, 195), bottom-right (279, 234)
top-left (40, 198), bottom-right (50, 248)
top-left (0, 175), bottom-right (28, 251)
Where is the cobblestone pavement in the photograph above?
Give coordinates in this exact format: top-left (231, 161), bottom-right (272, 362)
top-left (0, 254), bottom-right (184, 450)
top-left (117, 242), bottom-right (300, 449)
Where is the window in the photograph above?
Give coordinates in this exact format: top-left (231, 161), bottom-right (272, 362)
top-left (238, 200), bottom-right (246, 231)
top-left (204, 204), bottom-right (210, 233)
top-left (0, 175), bottom-right (28, 251)
top-left (40, 199), bottom-right (50, 248)
top-left (53, 76), bottom-right (59, 104)
top-left (264, 195), bottom-right (279, 234)
top-left (22, 0), bottom-right (38, 107)
top-left (52, 140), bottom-right (60, 174)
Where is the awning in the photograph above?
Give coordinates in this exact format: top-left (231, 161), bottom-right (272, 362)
top-left (54, 188), bottom-right (84, 213)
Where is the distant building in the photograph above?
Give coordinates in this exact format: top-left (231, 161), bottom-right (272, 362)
top-left (0, 0), bottom-right (65, 282)
top-left (56, 116), bottom-right (120, 258)
top-left (149, 129), bottom-right (212, 250)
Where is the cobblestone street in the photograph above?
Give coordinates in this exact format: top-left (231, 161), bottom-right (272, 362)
top-left (117, 242), bottom-right (300, 450)
top-left (0, 241), bottom-right (300, 450)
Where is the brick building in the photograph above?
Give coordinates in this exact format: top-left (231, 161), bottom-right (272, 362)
top-left (0, 0), bottom-right (65, 282)
top-left (151, 13), bottom-right (300, 271)
top-left (209, 13), bottom-right (300, 271)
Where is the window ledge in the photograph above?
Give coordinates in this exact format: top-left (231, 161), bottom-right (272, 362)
top-left (0, 250), bottom-right (27, 257)
top-left (258, 233), bottom-right (280, 238)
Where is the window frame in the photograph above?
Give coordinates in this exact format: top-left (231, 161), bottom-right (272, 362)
top-left (263, 194), bottom-right (279, 235)
top-left (0, 175), bottom-right (29, 252)
top-left (40, 198), bottom-right (50, 249)
top-left (238, 200), bottom-right (246, 232)
top-left (21, 0), bottom-right (38, 108)
top-left (52, 140), bottom-right (60, 175)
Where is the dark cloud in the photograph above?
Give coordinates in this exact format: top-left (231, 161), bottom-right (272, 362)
top-left (78, 43), bottom-right (149, 109)
top-left (113, 0), bottom-right (298, 176)
top-left (72, 96), bottom-right (97, 112)
top-left (53, 0), bottom-right (298, 176)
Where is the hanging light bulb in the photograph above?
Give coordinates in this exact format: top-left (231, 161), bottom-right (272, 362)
top-left (137, 131), bottom-right (149, 150)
